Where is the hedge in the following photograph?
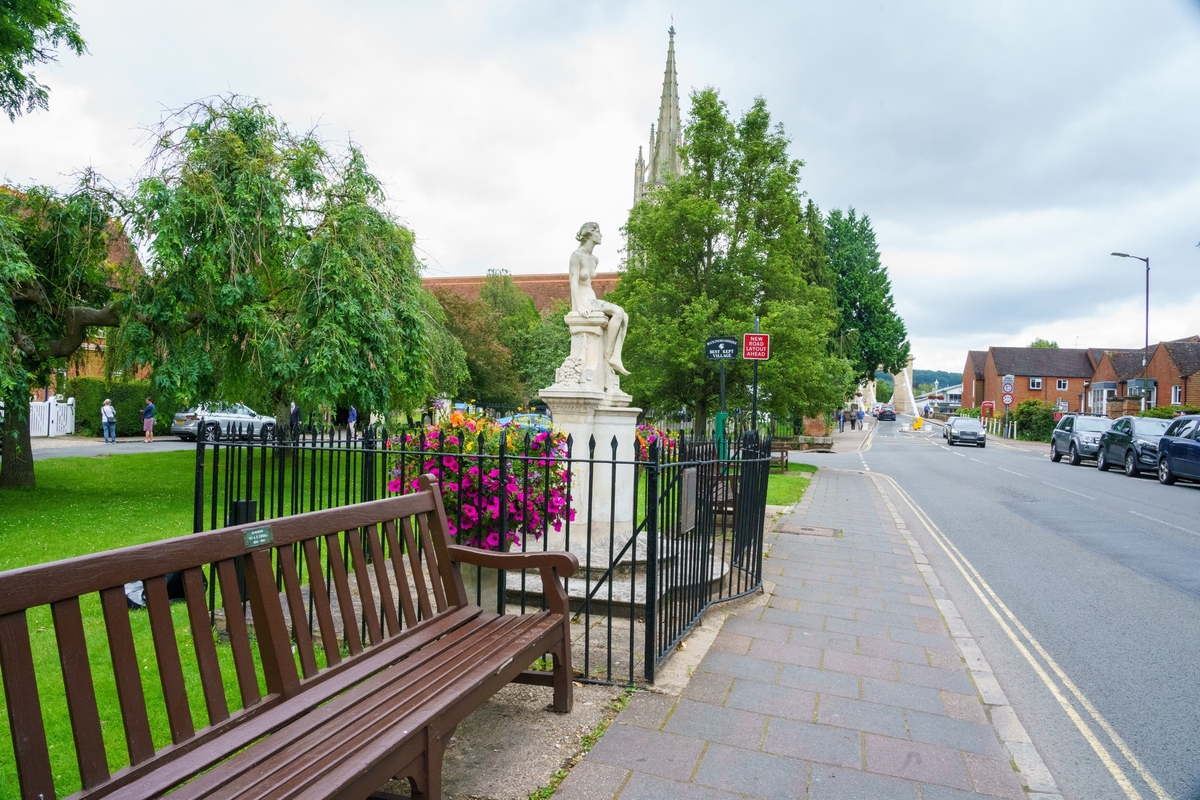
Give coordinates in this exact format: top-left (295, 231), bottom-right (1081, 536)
top-left (64, 378), bottom-right (173, 437)
top-left (1011, 399), bottom-right (1057, 442)
top-left (1139, 405), bottom-right (1200, 419)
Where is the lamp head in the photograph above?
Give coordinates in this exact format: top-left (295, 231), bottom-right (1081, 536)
top-left (1111, 252), bottom-right (1130, 258)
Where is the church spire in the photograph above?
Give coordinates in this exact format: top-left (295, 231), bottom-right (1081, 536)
top-left (651, 26), bottom-right (682, 184)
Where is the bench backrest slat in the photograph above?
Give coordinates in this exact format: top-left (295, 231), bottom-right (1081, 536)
top-left (366, 523), bottom-right (402, 637)
top-left (243, 549), bottom-right (300, 698)
top-left (144, 576), bottom-right (196, 744)
top-left (302, 537), bottom-right (342, 668)
top-left (277, 548), bottom-right (319, 679)
top-left (0, 611), bottom-right (54, 798)
top-left (400, 516), bottom-right (435, 619)
top-left (416, 513), bottom-right (451, 612)
top-left (215, 558), bottom-right (263, 708)
top-left (50, 597), bottom-right (110, 788)
top-left (99, 585), bottom-right (156, 765)
top-left (181, 566), bottom-right (230, 726)
top-left (324, 531), bottom-right (365, 656)
top-left (383, 518), bottom-right (419, 628)
top-left (346, 527), bottom-right (384, 647)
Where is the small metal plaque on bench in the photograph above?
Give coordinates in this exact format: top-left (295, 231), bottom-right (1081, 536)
top-left (243, 525), bottom-right (274, 549)
top-left (777, 524), bottom-right (840, 538)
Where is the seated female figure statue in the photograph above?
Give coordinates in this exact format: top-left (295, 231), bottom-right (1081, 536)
top-left (569, 222), bottom-right (629, 376)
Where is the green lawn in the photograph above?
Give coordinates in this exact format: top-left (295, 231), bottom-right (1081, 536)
top-left (0, 450), bottom-right (196, 571)
top-left (766, 463), bottom-right (817, 506)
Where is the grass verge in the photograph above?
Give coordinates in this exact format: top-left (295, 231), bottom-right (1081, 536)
top-left (766, 463), bottom-right (816, 506)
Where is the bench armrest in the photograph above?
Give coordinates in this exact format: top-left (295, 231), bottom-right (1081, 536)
top-left (447, 546), bottom-right (578, 615)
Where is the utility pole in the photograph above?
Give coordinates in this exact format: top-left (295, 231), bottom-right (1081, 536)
top-left (1111, 253), bottom-right (1151, 410)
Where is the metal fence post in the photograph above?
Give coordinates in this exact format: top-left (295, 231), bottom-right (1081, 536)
top-left (644, 440), bottom-right (660, 684)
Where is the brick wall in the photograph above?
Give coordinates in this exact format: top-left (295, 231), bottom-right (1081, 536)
top-left (1146, 346), bottom-right (1183, 407)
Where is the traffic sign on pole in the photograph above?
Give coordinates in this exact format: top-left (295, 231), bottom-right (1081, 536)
top-left (743, 334), bottom-right (770, 360)
top-left (1002, 393), bottom-right (1014, 406)
top-left (1001, 381), bottom-right (1014, 394)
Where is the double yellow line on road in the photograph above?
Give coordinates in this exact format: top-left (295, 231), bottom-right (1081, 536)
top-left (874, 472), bottom-right (1171, 800)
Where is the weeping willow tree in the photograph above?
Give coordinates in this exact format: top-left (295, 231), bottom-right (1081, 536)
top-left (114, 96), bottom-right (439, 422)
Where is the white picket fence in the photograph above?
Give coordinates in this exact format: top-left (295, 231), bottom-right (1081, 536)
top-left (28, 397), bottom-right (76, 437)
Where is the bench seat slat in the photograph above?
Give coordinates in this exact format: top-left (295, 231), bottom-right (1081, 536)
top-left (215, 559), bottom-right (260, 708)
top-left (172, 612), bottom-right (559, 800)
top-left (96, 605), bottom-right (483, 800)
top-left (0, 610), bottom-right (54, 798)
top-left (144, 575), bottom-right (196, 744)
top-left (52, 596), bottom-right (110, 789)
top-left (182, 567), bottom-right (230, 726)
top-left (99, 586), bottom-right (155, 766)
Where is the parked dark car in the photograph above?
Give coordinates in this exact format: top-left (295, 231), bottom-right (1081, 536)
top-left (1156, 414), bottom-right (1200, 485)
top-left (947, 416), bottom-right (986, 447)
top-left (1050, 414), bottom-right (1113, 465)
top-left (878, 405), bottom-right (896, 421)
top-left (1096, 415), bottom-right (1170, 477)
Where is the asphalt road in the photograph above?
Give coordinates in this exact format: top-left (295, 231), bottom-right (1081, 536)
top-left (804, 416), bottom-right (1200, 800)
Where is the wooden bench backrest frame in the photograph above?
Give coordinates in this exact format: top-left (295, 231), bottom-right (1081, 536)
top-left (0, 475), bottom-right (463, 799)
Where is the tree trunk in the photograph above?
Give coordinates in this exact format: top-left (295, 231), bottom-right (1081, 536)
top-left (0, 395), bottom-right (36, 489)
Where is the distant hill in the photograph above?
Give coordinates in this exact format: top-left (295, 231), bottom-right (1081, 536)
top-left (874, 369), bottom-right (962, 387)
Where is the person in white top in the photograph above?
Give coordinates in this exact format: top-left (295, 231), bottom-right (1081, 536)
top-left (101, 399), bottom-right (117, 444)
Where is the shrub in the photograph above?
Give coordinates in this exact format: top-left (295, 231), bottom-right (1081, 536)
top-left (955, 407), bottom-right (981, 418)
top-left (1011, 399), bottom-right (1057, 442)
top-left (63, 378), bottom-right (173, 437)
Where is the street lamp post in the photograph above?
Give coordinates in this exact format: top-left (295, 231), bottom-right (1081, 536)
top-left (1111, 252), bottom-right (1150, 411)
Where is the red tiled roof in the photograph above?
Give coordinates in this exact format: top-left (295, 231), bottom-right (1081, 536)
top-left (422, 272), bottom-right (620, 313)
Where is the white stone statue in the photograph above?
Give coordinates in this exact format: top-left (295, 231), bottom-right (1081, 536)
top-left (569, 222), bottom-right (629, 375)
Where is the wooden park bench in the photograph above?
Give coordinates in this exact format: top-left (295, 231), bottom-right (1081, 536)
top-left (770, 440), bottom-right (790, 472)
top-left (0, 475), bottom-right (577, 799)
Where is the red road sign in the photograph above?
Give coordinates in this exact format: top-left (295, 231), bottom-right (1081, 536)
top-left (743, 333), bottom-right (771, 360)
top-left (1002, 381), bottom-right (1014, 394)
top-left (1002, 393), bottom-right (1014, 406)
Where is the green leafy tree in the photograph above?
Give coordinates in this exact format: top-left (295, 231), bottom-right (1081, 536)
top-left (826, 208), bottom-right (909, 384)
top-left (0, 178), bottom-right (127, 488)
top-left (432, 289), bottom-right (523, 406)
top-left (1029, 338), bottom-right (1058, 348)
top-left (517, 302), bottom-right (570, 401)
top-left (418, 288), bottom-right (469, 403)
top-left (0, 0), bottom-right (85, 120)
top-left (479, 269), bottom-right (539, 353)
top-left (115, 97), bottom-right (433, 421)
top-left (614, 88), bottom-right (852, 426)
top-left (875, 379), bottom-right (894, 403)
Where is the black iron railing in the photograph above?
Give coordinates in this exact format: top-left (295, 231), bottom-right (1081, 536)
top-left (192, 423), bottom-right (771, 685)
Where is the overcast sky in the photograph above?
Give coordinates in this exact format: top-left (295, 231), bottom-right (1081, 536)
top-left (3, 0), bottom-right (1199, 372)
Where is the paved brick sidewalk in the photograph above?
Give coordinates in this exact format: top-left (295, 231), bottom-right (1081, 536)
top-left (556, 468), bottom-right (1060, 800)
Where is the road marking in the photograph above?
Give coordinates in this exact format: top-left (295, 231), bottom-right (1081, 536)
top-left (877, 473), bottom-right (1170, 800)
top-left (1130, 510), bottom-right (1198, 537)
top-left (970, 458), bottom-right (987, 464)
top-left (953, 452), bottom-right (965, 458)
top-left (998, 467), bottom-right (1027, 478)
top-left (940, 446), bottom-right (951, 452)
top-left (1042, 482), bottom-right (1096, 501)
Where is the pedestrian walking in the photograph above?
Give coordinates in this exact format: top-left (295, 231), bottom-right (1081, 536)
top-left (101, 399), bottom-right (117, 444)
top-left (849, 410), bottom-right (856, 431)
top-left (348, 405), bottom-right (358, 439)
top-left (836, 408), bottom-right (844, 433)
top-left (289, 401), bottom-right (301, 437)
top-left (142, 397), bottom-right (156, 443)
top-left (857, 408), bottom-right (865, 431)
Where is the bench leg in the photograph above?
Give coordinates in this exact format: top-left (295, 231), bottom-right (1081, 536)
top-left (552, 643), bottom-right (573, 713)
top-left (405, 727), bottom-right (449, 800)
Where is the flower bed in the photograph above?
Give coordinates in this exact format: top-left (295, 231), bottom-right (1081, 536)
top-left (389, 410), bottom-right (574, 550)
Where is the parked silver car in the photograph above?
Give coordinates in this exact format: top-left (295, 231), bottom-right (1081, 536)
top-left (172, 403), bottom-right (277, 442)
top-left (947, 416), bottom-right (986, 447)
top-left (1050, 414), bottom-right (1113, 465)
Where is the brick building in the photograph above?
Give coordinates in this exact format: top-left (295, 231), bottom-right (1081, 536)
top-left (1088, 349), bottom-right (1149, 414)
top-left (961, 351), bottom-right (987, 409)
top-left (979, 347), bottom-right (1104, 413)
top-left (1146, 340), bottom-right (1200, 408)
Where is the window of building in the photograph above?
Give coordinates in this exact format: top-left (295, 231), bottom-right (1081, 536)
top-left (1056, 379), bottom-right (1068, 391)
top-left (1173, 385), bottom-right (1182, 405)
top-left (1029, 377), bottom-right (1043, 390)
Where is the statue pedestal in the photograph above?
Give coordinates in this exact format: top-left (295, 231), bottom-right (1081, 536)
top-left (541, 313), bottom-right (639, 568)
